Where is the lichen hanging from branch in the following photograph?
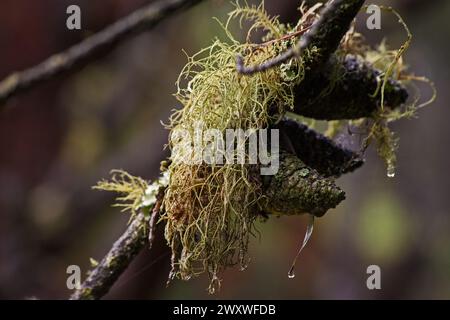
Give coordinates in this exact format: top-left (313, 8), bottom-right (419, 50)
top-left (73, 0), bottom-right (436, 298)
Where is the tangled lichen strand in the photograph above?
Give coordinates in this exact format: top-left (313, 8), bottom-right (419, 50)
top-left (163, 4), bottom-right (311, 291)
top-left (317, 6), bottom-right (435, 176)
top-left (93, 170), bottom-right (149, 218)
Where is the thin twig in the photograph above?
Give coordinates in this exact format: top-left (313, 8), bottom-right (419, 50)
top-left (0, 0), bottom-right (204, 108)
top-left (148, 187), bottom-right (165, 250)
top-left (249, 26), bottom-right (312, 49)
top-left (236, 0), bottom-right (365, 75)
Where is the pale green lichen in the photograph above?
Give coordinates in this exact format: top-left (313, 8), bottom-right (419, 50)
top-left (326, 6), bottom-right (436, 176)
top-left (163, 2), bottom-right (321, 293)
top-left (92, 1), bottom-right (435, 294)
top-left (93, 170), bottom-right (168, 218)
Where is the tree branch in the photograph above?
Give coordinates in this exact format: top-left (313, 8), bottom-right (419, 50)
top-left (293, 55), bottom-right (408, 120)
top-left (0, 0), bottom-right (204, 108)
top-left (70, 211), bottom-right (150, 300)
top-left (275, 118), bottom-right (364, 177)
top-left (236, 0), bottom-right (365, 75)
top-left (263, 151), bottom-right (346, 217)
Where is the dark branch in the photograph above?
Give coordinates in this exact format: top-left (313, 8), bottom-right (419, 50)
top-left (293, 55), bottom-right (408, 120)
top-left (275, 118), bottom-right (364, 177)
top-left (148, 187), bottom-right (165, 250)
top-left (236, 0), bottom-right (365, 75)
top-left (70, 212), bottom-right (149, 300)
top-left (0, 0), bottom-right (204, 108)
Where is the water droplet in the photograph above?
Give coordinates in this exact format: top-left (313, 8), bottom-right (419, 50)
top-left (387, 168), bottom-right (396, 178)
top-left (386, 163), bottom-right (396, 178)
top-left (287, 215), bottom-right (315, 280)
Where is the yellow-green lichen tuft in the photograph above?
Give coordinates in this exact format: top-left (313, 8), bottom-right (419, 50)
top-left (94, 170), bottom-right (149, 217)
top-left (92, 1), bottom-right (435, 294)
top-left (329, 5), bottom-right (436, 176)
top-left (162, 2), bottom-right (318, 293)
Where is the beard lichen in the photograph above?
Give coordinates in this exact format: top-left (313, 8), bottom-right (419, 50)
top-left (93, 1), bottom-right (435, 294)
top-left (162, 2), bottom-right (316, 293)
top-left (322, 5), bottom-right (436, 177)
top-left (94, 170), bottom-right (150, 218)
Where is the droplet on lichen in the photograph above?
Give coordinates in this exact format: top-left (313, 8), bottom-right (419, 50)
top-left (387, 166), bottom-right (396, 178)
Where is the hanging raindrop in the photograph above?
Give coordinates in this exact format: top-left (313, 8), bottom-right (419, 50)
top-left (288, 269), bottom-right (296, 279)
top-left (287, 214), bottom-right (315, 279)
top-left (387, 165), bottom-right (396, 178)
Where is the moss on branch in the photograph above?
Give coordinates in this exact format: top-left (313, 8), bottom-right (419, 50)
top-left (263, 152), bottom-right (345, 217)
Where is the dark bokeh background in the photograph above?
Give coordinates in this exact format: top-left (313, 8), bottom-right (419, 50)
top-left (0, 0), bottom-right (448, 299)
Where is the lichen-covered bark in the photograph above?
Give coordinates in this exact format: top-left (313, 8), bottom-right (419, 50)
top-left (274, 118), bottom-right (364, 177)
top-left (236, 0), bottom-right (365, 75)
top-left (294, 55), bottom-right (408, 120)
top-left (304, 0), bottom-right (366, 67)
top-left (70, 212), bottom-right (148, 300)
top-left (291, 0), bottom-right (407, 120)
top-left (263, 152), bottom-right (345, 217)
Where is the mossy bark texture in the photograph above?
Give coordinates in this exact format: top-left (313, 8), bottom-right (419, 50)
top-left (303, 0), bottom-right (365, 67)
top-left (263, 152), bottom-right (345, 217)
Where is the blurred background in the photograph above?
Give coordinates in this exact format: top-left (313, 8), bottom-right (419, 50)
top-left (0, 0), bottom-right (448, 299)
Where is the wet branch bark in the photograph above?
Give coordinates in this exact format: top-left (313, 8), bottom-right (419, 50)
top-left (293, 55), bottom-right (408, 120)
top-left (0, 0), bottom-right (204, 108)
top-left (70, 211), bottom-right (149, 300)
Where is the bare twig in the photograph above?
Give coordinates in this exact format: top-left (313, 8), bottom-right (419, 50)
top-left (236, 0), bottom-right (365, 75)
top-left (252, 26), bottom-right (312, 49)
top-left (0, 0), bottom-right (204, 108)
